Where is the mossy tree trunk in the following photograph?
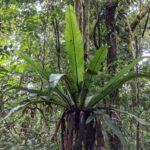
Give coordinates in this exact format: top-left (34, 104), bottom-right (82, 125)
top-left (105, 1), bottom-right (123, 150)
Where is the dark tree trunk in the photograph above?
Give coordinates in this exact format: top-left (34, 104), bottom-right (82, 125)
top-left (52, 17), bottom-right (61, 73)
top-left (93, 0), bottom-right (102, 50)
top-left (136, 123), bottom-right (140, 150)
top-left (105, 2), bottom-right (123, 150)
top-left (105, 1), bottom-right (119, 106)
top-left (61, 110), bottom-right (105, 150)
top-left (74, 0), bottom-right (90, 62)
top-left (0, 91), bottom-right (4, 117)
top-left (105, 2), bottom-right (117, 74)
top-left (134, 36), bottom-right (141, 150)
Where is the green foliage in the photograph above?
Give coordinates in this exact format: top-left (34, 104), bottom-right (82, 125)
top-left (0, 1), bottom-right (150, 149)
top-left (113, 108), bottom-right (150, 126)
top-left (65, 5), bottom-right (84, 86)
top-left (20, 53), bottom-right (50, 81)
top-left (87, 46), bottom-right (108, 73)
top-left (88, 58), bottom-right (150, 107)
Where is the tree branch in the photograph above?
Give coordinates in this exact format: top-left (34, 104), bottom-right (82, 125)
top-left (131, 5), bottom-right (150, 32)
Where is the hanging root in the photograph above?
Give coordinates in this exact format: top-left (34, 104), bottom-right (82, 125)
top-left (51, 111), bottom-right (66, 141)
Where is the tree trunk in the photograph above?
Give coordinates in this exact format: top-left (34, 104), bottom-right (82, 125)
top-left (136, 122), bottom-right (140, 150)
top-left (74, 0), bottom-right (90, 62)
top-left (61, 110), bottom-right (105, 150)
top-left (105, 1), bottom-right (117, 74)
top-left (135, 36), bottom-right (141, 150)
top-left (52, 17), bottom-right (61, 73)
top-left (105, 2), bottom-right (123, 150)
top-left (0, 91), bottom-right (4, 117)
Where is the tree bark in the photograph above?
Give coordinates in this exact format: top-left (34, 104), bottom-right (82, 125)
top-left (131, 6), bottom-right (150, 32)
top-left (105, 2), bottom-right (123, 150)
top-left (74, 0), bottom-right (90, 62)
top-left (105, 1), bottom-right (117, 73)
top-left (135, 36), bottom-right (141, 150)
top-left (61, 110), bottom-right (105, 150)
top-left (0, 91), bottom-right (4, 117)
top-left (93, 0), bottom-right (102, 49)
top-left (136, 122), bottom-right (140, 150)
top-left (52, 17), bottom-right (61, 73)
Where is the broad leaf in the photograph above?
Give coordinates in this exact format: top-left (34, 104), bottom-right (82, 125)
top-left (49, 74), bottom-right (77, 106)
top-left (102, 57), bottom-right (148, 89)
top-left (85, 95), bottom-right (94, 105)
top-left (65, 5), bottom-right (84, 86)
top-left (87, 46), bottom-right (108, 78)
top-left (20, 53), bottom-right (49, 80)
top-left (49, 74), bottom-right (77, 95)
top-left (80, 46), bottom-right (108, 106)
top-left (49, 74), bottom-right (65, 88)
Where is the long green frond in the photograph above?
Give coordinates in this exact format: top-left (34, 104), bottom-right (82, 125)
top-left (102, 57), bottom-right (148, 89)
top-left (65, 5), bottom-right (84, 86)
top-left (87, 71), bottom-right (150, 107)
top-left (79, 46), bottom-right (108, 106)
top-left (20, 53), bottom-right (49, 81)
top-left (87, 46), bottom-right (108, 76)
top-left (11, 86), bottom-right (68, 107)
